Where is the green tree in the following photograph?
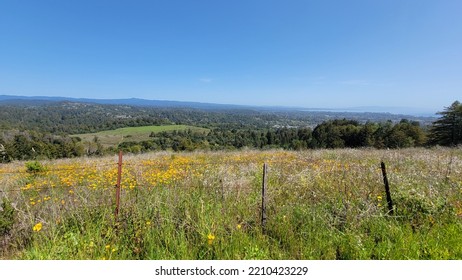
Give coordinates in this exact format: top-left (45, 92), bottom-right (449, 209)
top-left (428, 101), bottom-right (462, 146)
top-left (385, 119), bottom-right (426, 148)
top-left (358, 122), bottom-right (378, 147)
top-left (312, 119), bottom-right (361, 148)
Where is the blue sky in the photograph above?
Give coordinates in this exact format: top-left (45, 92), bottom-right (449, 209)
top-left (1, 0), bottom-right (461, 112)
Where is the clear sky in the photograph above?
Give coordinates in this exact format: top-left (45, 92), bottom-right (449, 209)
top-left (1, 0), bottom-right (461, 112)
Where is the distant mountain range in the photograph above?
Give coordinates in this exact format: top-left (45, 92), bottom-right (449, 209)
top-left (0, 94), bottom-right (437, 117)
top-left (0, 95), bottom-right (247, 110)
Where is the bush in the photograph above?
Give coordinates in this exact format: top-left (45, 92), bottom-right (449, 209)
top-left (25, 161), bottom-right (45, 173)
top-left (0, 198), bottom-right (15, 236)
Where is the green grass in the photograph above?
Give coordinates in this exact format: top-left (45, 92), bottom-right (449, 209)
top-left (1, 148), bottom-right (462, 259)
top-left (72, 125), bottom-right (208, 147)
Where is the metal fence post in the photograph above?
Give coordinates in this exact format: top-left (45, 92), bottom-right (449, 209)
top-left (115, 150), bottom-right (123, 222)
top-left (380, 161), bottom-right (394, 215)
top-left (261, 163), bottom-right (268, 234)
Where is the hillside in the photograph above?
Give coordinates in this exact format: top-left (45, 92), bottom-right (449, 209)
top-left (0, 97), bottom-right (438, 161)
top-left (0, 96), bottom-right (436, 135)
top-left (1, 148), bottom-right (461, 259)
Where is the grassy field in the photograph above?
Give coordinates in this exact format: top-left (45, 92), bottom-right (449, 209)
top-left (1, 148), bottom-right (462, 259)
top-left (72, 125), bottom-right (208, 147)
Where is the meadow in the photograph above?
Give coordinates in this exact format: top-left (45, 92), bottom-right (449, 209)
top-left (72, 125), bottom-right (208, 147)
top-left (0, 148), bottom-right (461, 259)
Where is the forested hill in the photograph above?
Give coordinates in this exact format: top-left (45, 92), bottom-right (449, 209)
top-left (0, 98), bottom-right (434, 135)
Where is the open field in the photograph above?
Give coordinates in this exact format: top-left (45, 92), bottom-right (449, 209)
top-left (72, 125), bottom-right (208, 147)
top-left (1, 148), bottom-right (462, 259)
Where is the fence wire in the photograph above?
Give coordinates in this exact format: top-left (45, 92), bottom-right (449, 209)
top-left (0, 158), bottom-right (405, 195)
top-left (2, 153), bottom-right (456, 225)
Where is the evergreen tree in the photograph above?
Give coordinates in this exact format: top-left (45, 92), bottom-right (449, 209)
top-left (428, 101), bottom-right (462, 146)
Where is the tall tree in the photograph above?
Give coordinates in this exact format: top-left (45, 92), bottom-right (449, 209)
top-left (428, 101), bottom-right (462, 146)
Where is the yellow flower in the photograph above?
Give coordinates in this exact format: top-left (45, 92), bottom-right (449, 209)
top-left (33, 222), bottom-right (43, 232)
top-left (377, 195), bottom-right (382, 201)
top-left (207, 233), bottom-right (215, 245)
top-left (236, 224), bottom-right (242, 230)
top-left (146, 220), bottom-right (151, 226)
top-left (105, 245), bottom-right (111, 250)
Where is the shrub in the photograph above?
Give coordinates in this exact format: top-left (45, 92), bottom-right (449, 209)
top-left (0, 198), bottom-right (15, 236)
top-left (25, 161), bottom-right (45, 173)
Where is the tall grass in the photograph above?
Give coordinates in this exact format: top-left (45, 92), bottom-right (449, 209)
top-left (0, 148), bottom-right (461, 259)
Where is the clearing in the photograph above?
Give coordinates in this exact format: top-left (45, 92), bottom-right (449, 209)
top-left (72, 125), bottom-right (208, 147)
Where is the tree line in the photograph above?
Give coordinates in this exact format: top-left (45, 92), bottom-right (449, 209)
top-left (116, 118), bottom-right (427, 153)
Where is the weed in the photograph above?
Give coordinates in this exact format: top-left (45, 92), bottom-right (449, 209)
top-left (0, 198), bottom-right (15, 236)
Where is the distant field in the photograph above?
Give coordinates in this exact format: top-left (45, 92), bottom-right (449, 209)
top-left (72, 125), bottom-right (208, 147)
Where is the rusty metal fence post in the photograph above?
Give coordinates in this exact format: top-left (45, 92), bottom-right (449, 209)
top-left (115, 150), bottom-right (123, 223)
top-left (261, 163), bottom-right (268, 234)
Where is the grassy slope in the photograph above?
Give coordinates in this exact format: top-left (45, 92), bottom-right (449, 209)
top-left (72, 125), bottom-right (208, 147)
top-left (1, 148), bottom-right (462, 260)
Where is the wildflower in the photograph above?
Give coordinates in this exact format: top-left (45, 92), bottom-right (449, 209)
top-left (105, 245), bottom-right (111, 250)
top-left (207, 234), bottom-right (215, 245)
top-left (377, 195), bottom-right (382, 201)
top-left (112, 248), bottom-right (117, 253)
top-left (236, 224), bottom-right (242, 230)
top-left (146, 220), bottom-right (151, 226)
top-left (33, 222), bottom-right (43, 232)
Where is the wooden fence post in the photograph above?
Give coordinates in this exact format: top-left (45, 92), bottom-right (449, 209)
top-left (380, 161), bottom-right (394, 215)
top-left (115, 150), bottom-right (123, 223)
top-left (261, 163), bottom-right (268, 234)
